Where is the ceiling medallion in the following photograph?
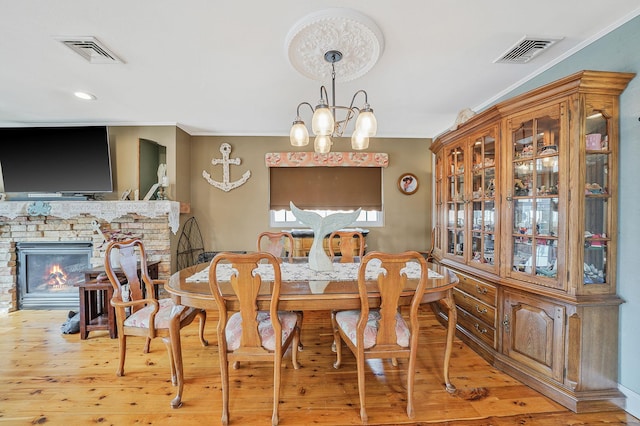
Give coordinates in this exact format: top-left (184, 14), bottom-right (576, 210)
top-left (285, 8), bottom-right (384, 83)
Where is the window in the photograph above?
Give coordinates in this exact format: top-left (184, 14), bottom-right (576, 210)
top-left (270, 208), bottom-right (382, 227)
top-left (269, 166), bottom-right (383, 227)
top-left (265, 152), bottom-right (388, 228)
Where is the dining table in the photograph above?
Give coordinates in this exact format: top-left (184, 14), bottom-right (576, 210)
top-left (164, 257), bottom-right (459, 409)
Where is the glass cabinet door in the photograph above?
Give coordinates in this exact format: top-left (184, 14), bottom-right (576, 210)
top-left (433, 151), bottom-right (444, 257)
top-left (470, 128), bottom-right (497, 270)
top-left (507, 105), bottom-right (562, 287)
top-left (445, 145), bottom-right (465, 259)
top-left (583, 107), bottom-right (612, 287)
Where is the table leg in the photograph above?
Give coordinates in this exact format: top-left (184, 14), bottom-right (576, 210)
top-left (442, 288), bottom-right (457, 393)
top-left (79, 288), bottom-right (88, 340)
top-left (169, 306), bottom-right (185, 409)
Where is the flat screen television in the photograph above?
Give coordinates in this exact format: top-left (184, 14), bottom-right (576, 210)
top-left (0, 126), bottom-right (113, 197)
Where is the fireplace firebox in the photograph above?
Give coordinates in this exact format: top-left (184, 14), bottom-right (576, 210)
top-left (17, 242), bottom-right (92, 309)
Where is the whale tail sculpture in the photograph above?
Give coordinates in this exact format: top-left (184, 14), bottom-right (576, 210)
top-left (290, 202), bottom-right (361, 271)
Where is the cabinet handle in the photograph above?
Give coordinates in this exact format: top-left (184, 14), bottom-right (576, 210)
top-left (474, 323), bottom-right (488, 334)
top-left (475, 305), bottom-right (488, 314)
top-left (475, 285), bottom-right (488, 295)
top-left (506, 190), bottom-right (513, 209)
top-left (503, 315), bottom-right (510, 333)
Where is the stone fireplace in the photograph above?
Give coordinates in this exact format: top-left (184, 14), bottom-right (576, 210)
top-left (0, 200), bottom-right (181, 313)
top-left (16, 241), bottom-right (92, 309)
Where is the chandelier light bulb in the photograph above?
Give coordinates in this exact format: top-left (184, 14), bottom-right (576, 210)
top-left (351, 132), bottom-right (369, 150)
top-left (290, 119), bottom-right (310, 146)
top-left (355, 106), bottom-right (377, 137)
top-left (314, 135), bottom-right (332, 154)
top-left (312, 104), bottom-right (334, 136)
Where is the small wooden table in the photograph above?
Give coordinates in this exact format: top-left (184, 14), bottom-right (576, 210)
top-left (83, 260), bottom-right (161, 297)
top-left (75, 279), bottom-right (116, 339)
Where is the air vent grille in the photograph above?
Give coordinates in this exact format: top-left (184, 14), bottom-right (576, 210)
top-left (494, 36), bottom-right (562, 64)
top-left (56, 36), bottom-right (124, 64)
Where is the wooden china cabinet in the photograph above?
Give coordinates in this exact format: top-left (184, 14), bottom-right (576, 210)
top-left (430, 70), bottom-right (635, 413)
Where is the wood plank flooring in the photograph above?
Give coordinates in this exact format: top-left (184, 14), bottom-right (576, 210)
top-left (1, 307), bottom-right (638, 425)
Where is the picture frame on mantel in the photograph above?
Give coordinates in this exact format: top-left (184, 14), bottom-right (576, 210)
top-left (398, 173), bottom-right (418, 195)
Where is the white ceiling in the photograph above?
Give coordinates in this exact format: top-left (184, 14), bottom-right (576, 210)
top-left (1, 1), bottom-right (639, 139)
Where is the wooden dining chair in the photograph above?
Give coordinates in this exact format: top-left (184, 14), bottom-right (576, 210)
top-left (328, 230), bottom-right (365, 262)
top-left (257, 231), bottom-right (305, 350)
top-left (330, 251), bottom-right (430, 423)
top-left (105, 238), bottom-right (208, 386)
top-left (257, 231), bottom-right (295, 262)
top-left (209, 251), bottom-right (301, 426)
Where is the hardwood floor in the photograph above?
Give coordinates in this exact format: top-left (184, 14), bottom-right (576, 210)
top-left (1, 307), bottom-right (638, 425)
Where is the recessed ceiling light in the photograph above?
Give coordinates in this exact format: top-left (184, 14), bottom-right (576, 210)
top-left (74, 91), bottom-right (97, 100)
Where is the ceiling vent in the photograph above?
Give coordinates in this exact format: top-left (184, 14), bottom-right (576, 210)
top-left (494, 36), bottom-right (562, 64)
top-left (56, 36), bottom-right (124, 64)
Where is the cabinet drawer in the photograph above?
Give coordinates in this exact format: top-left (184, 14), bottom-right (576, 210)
top-left (453, 288), bottom-right (496, 327)
top-left (455, 273), bottom-right (496, 306)
top-left (456, 306), bottom-right (495, 348)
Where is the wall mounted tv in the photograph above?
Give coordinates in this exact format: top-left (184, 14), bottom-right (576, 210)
top-left (0, 126), bottom-right (113, 197)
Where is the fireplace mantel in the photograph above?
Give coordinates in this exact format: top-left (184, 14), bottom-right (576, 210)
top-left (0, 200), bottom-right (181, 234)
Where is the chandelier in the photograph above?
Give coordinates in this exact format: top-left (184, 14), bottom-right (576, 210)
top-left (289, 50), bottom-right (378, 154)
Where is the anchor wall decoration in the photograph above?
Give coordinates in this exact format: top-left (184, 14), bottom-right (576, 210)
top-left (202, 143), bottom-right (251, 192)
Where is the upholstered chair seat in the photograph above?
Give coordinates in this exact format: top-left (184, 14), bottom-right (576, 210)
top-left (225, 311), bottom-right (300, 351)
top-left (334, 310), bottom-right (410, 349)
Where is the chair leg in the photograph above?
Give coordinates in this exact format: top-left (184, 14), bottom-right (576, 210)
top-left (291, 318), bottom-right (301, 370)
top-left (356, 353), bottom-right (368, 423)
top-left (219, 353), bottom-right (229, 426)
top-left (272, 355), bottom-right (282, 426)
top-left (406, 352), bottom-right (416, 419)
top-left (330, 312), bottom-right (342, 369)
top-left (143, 336), bottom-right (152, 354)
top-left (197, 309), bottom-right (209, 347)
top-left (330, 310), bottom-right (337, 353)
top-left (296, 310), bottom-right (304, 351)
top-left (162, 336), bottom-right (177, 386)
top-left (116, 334), bottom-right (126, 376)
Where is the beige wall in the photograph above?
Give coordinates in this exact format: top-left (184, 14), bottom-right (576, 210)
top-left (188, 136), bottom-right (433, 254)
top-left (108, 125), bottom-right (183, 267)
top-left (108, 126), bottom-right (177, 201)
top-left (2, 126), bottom-right (432, 271)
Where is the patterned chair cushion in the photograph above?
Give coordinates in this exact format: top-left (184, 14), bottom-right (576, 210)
top-left (123, 298), bottom-right (191, 329)
top-left (335, 309), bottom-right (410, 349)
top-left (225, 311), bottom-right (299, 351)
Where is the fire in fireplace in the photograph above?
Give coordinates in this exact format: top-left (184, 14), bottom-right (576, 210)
top-left (17, 242), bottom-right (93, 309)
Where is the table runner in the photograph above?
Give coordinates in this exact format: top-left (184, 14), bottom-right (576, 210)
top-left (186, 260), bottom-right (443, 283)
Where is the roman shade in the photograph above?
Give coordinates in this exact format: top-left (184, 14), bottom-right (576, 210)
top-left (269, 167), bottom-right (382, 210)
